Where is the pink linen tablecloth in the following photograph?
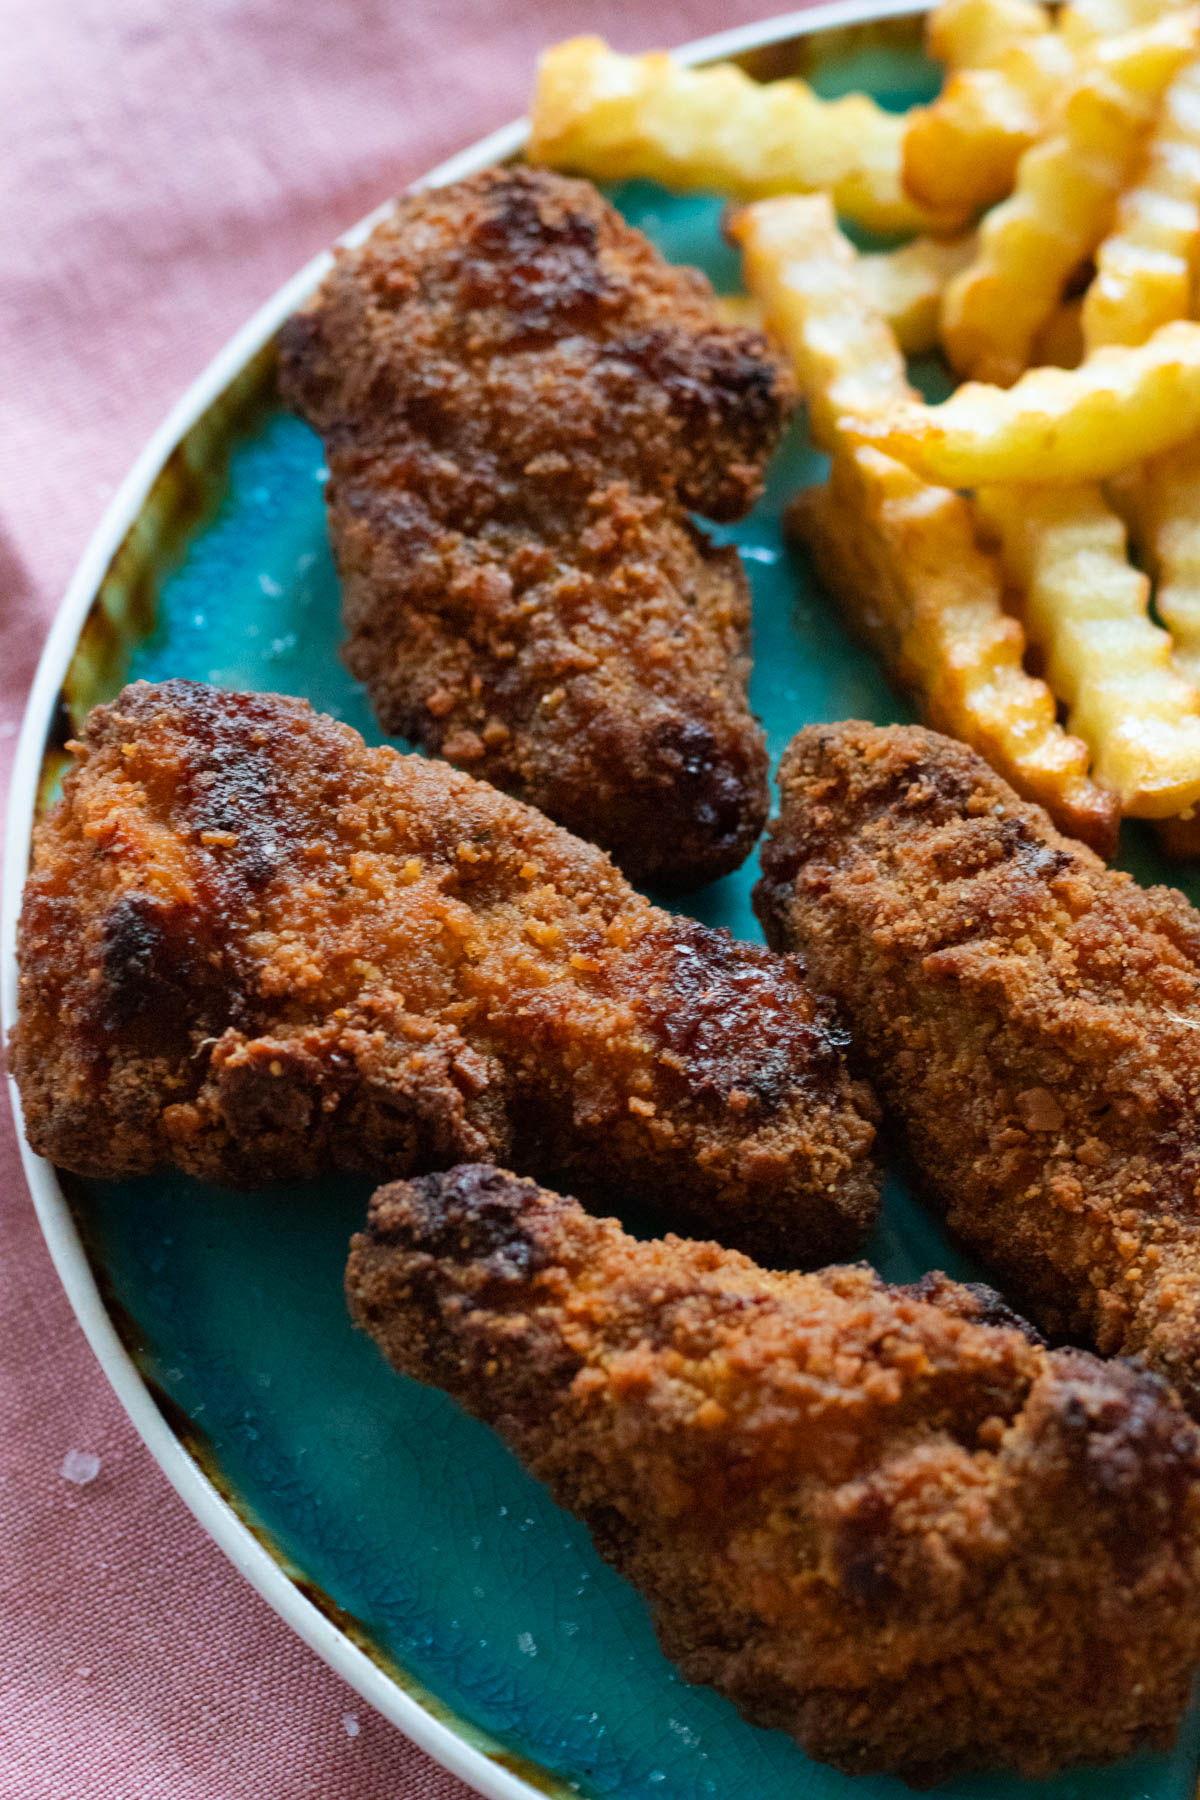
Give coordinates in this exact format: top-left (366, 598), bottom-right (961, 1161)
top-left (0, 0), bottom-right (805, 1794)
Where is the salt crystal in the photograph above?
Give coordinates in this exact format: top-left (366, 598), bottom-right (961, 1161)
top-left (517, 1632), bottom-right (537, 1657)
top-left (341, 1713), bottom-right (360, 1739)
top-left (60, 1450), bottom-right (100, 1486)
top-left (668, 1719), bottom-right (700, 1747)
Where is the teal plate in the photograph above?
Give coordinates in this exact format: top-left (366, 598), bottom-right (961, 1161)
top-left (5, 7), bottom-right (1200, 1798)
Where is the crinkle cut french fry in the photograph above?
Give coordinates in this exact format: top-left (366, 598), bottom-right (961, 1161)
top-left (728, 195), bottom-right (911, 450)
top-left (859, 320), bottom-right (1200, 486)
top-left (1112, 437), bottom-right (1200, 686)
top-left (903, 34), bottom-right (1074, 217)
top-left (1061, 0), bottom-right (1193, 53)
top-left (718, 235), bottom-right (977, 357)
top-left (859, 233), bottom-right (978, 355)
top-left (730, 194), bottom-right (1118, 851)
top-left (789, 448), bottom-right (1118, 852)
top-left (927, 0), bottom-right (1051, 71)
top-left (941, 14), bottom-right (1198, 384)
top-left (527, 37), bottom-right (956, 237)
top-left (976, 482), bottom-right (1200, 815)
top-left (1083, 55), bottom-right (1200, 350)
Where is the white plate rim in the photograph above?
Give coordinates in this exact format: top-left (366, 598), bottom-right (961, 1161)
top-left (2, 5), bottom-right (926, 1796)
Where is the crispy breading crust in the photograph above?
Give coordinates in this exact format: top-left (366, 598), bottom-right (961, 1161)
top-left (347, 1163), bottom-right (1200, 1786)
top-left (10, 681), bottom-right (878, 1261)
top-left (278, 167), bottom-right (794, 891)
top-left (755, 721), bottom-right (1200, 1410)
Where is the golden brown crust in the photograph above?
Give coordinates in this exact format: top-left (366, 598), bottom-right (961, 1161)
top-left (10, 680), bottom-right (878, 1261)
top-left (279, 166), bottom-right (794, 890)
top-left (347, 1163), bottom-right (1200, 1785)
top-left (756, 721), bottom-right (1200, 1411)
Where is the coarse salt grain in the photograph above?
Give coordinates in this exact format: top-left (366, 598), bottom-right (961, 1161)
top-left (341, 1713), bottom-right (360, 1739)
top-left (60, 1450), bottom-right (101, 1485)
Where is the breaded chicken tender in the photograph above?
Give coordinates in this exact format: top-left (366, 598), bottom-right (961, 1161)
top-left (279, 166), bottom-right (794, 890)
top-left (10, 681), bottom-right (878, 1261)
top-left (347, 1162), bottom-right (1200, 1786)
top-left (756, 721), bottom-right (1200, 1411)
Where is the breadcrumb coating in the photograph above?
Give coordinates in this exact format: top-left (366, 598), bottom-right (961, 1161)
top-left (756, 721), bottom-right (1200, 1412)
top-left (279, 166), bottom-right (794, 890)
top-left (10, 681), bottom-right (877, 1261)
top-left (348, 1162), bottom-right (1200, 1786)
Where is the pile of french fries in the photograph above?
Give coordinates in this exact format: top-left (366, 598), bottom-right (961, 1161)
top-left (527, 5), bottom-right (1200, 857)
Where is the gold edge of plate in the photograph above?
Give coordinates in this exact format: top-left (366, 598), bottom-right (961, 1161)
top-left (738, 9), bottom-right (925, 82)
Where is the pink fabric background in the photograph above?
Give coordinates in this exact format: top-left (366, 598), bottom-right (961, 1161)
top-left (0, 1), bottom-right (804, 1794)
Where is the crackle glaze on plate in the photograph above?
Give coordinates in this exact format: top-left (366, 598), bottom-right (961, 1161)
top-left (6, 6), bottom-right (1200, 1798)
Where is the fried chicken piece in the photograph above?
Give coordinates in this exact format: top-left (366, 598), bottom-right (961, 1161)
top-left (10, 680), bottom-right (878, 1260)
top-left (755, 721), bottom-right (1200, 1412)
top-left (278, 166), bottom-right (794, 891)
top-left (347, 1162), bottom-right (1200, 1786)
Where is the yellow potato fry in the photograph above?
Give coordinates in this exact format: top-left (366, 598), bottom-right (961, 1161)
top-left (790, 447), bottom-right (1118, 851)
top-left (903, 35), bottom-right (1074, 217)
top-left (731, 191), bottom-right (1117, 849)
top-left (1061, 0), bottom-right (1193, 53)
top-left (1033, 296), bottom-right (1084, 367)
top-left (527, 36), bottom-right (954, 237)
top-left (858, 233), bottom-right (979, 354)
top-left (941, 14), bottom-right (1198, 384)
top-left (859, 320), bottom-right (1200, 485)
top-left (927, 0), bottom-right (1051, 71)
top-left (1083, 54), bottom-right (1200, 350)
top-left (1112, 436), bottom-right (1200, 684)
top-left (713, 232), bottom-right (976, 357)
top-left (728, 194), bottom-right (911, 449)
top-left (976, 482), bottom-right (1200, 814)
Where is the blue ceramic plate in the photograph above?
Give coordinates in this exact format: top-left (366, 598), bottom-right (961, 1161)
top-left (5, 6), bottom-right (1200, 1797)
